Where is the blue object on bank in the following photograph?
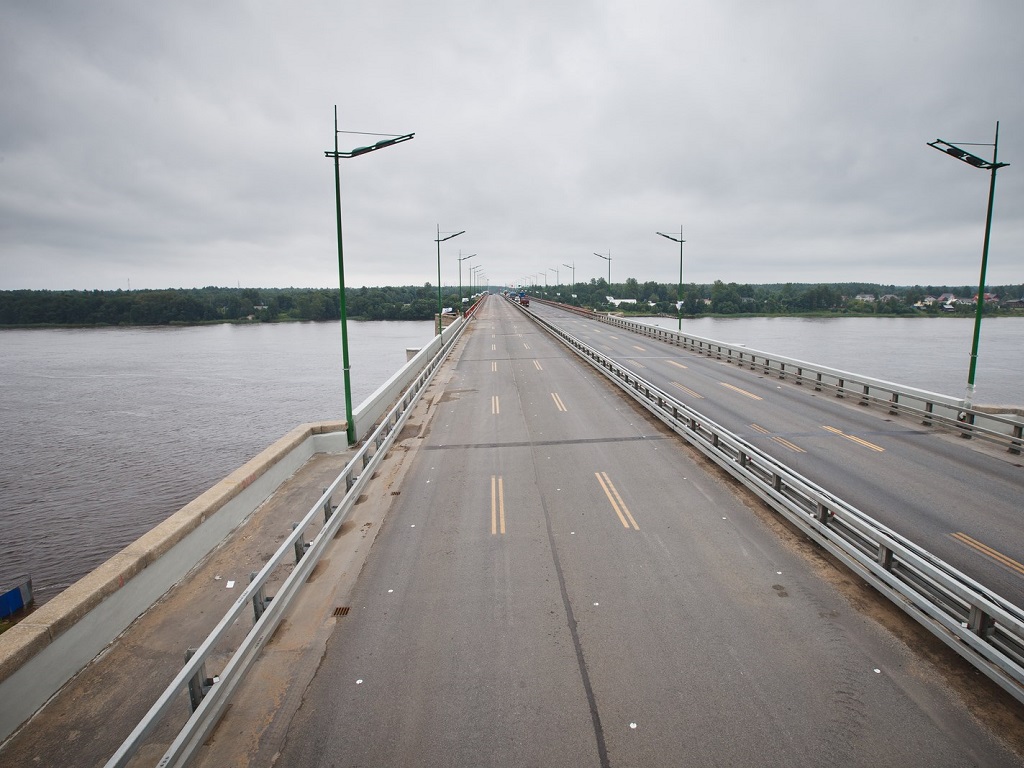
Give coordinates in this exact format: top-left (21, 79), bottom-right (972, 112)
top-left (0, 576), bottom-right (33, 620)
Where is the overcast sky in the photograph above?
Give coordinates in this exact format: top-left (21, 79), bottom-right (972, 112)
top-left (2, 1), bottom-right (1022, 292)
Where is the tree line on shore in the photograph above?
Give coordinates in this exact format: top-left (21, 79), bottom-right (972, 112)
top-left (1, 280), bottom-right (1021, 327)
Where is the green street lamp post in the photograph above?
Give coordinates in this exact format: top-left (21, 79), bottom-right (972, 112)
top-left (594, 250), bottom-right (611, 287)
top-left (436, 225), bottom-right (465, 335)
top-left (927, 122), bottom-right (1009, 413)
top-left (458, 251), bottom-right (476, 314)
top-left (563, 262), bottom-right (575, 303)
top-left (656, 227), bottom-right (686, 331)
top-left (325, 106), bottom-right (414, 445)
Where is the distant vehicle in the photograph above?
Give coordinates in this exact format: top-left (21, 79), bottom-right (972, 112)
top-left (519, 292), bottom-right (529, 307)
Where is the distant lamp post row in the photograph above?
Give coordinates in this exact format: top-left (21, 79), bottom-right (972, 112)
top-left (458, 251), bottom-right (476, 314)
top-left (470, 263), bottom-right (483, 296)
top-left (927, 122), bottom-right (1009, 412)
top-left (435, 226), bottom-right (465, 335)
top-left (325, 106), bottom-right (414, 445)
top-left (656, 227), bottom-right (685, 331)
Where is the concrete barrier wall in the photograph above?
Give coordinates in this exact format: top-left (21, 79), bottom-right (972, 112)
top-left (0, 421), bottom-right (345, 742)
top-left (352, 317), bottom-right (464, 441)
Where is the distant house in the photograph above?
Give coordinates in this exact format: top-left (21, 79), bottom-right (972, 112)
top-left (854, 293), bottom-right (875, 302)
top-left (606, 297), bottom-right (637, 307)
top-left (975, 292), bottom-right (1000, 303)
top-left (913, 295), bottom-right (938, 309)
top-left (1002, 297), bottom-right (1024, 310)
top-left (937, 293), bottom-right (956, 304)
top-left (879, 294), bottom-right (900, 303)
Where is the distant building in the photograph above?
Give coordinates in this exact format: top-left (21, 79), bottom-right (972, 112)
top-left (606, 297), bottom-right (637, 307)
top-left (854, 294), bottom-right (875, 302)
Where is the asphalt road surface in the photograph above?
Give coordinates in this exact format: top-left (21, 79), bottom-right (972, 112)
top-left (272, 296), bottom-right (1021, 767)
top-left (528, 300), bottom-right (1024, 605)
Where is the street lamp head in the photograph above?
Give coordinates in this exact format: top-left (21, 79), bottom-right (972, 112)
top-left (326, 132), bottom-right (415, 160)
top-left (927, 139), bottom-right (1008, 171)
top-left (656, 231), bottom-right (685, 244)
top-left (436, 229), bottom-right (466, 244)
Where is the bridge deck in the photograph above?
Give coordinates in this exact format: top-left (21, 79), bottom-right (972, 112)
top-left (3, 296), bottom-right (1021, 766)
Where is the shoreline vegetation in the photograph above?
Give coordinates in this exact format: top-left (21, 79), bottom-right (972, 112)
top-left (1, 280), bottom-right (1022, 328)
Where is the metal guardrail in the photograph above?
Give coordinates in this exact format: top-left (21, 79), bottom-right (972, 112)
top-left (514, 297), bottom-right (1024, 705)
top-left (105, 314), bottom-right (473, 768)
top-left (530, 298), bottom-right (1024, 454)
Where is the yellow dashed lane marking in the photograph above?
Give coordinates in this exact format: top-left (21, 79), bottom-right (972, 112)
top-left (822, 425), bottom-right (884, 452)
top-left (670, 381), bottom-right (703, 399)
top-left (751, 424), bottom-right (806, 453)
top-left (667, 360), bottom-right (688, 370)
top-left (491, 475), bottom-right (506, 535)
top-left (533, 360), bottom-right (543, 371)
top-left (595, 471), bottom-right (639, 530)
top-left (952, 532), bottom-right (1024, 576)
top-left (720, 382), bottom-right (762, 400)
top-left (491, 395), bottom-right (500, 415)
top-left (551, 392), bottom-right (568, 412)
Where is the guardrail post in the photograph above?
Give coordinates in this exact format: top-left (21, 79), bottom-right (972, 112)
top-left (923, 402), bottom-right (934, 427)
top-left (836, 378), bottom-right (846, 398)
top-left (968, 605), bottom-right (996, 638)
top-left (1010, 424), bottom-right (1022, 456)
top-left (859, 384), bottom-right (870, 406)
top-left (185, 648), bottom-right (216, 712)
top-left (322, 488), bottom-right (336, 522)
top-left (292, 522), bottom-right (310, 563)
top-left (958, 411), bottom-right (975, 440)
top-left (815, 502), bottom-right (830, 524)
top-left (877, 544), bottom-right (894, 571)
top-left (795, 367), bottom-right (803, 385)
top-left (814, 372), bottom-right (823, 391)
top-left (889, 393), bottom-right (900, 415)
top-left (250, 571), bottom-right (271, 622)
top-left (778, 363), bottom-right (786, 380)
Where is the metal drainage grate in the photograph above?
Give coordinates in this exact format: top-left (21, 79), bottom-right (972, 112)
top-left (333, 606), bottom-right (350, 617)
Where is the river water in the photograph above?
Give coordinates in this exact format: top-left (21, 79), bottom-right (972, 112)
top-left (635, 315), bottom-right (1023, 405)
top-left (1, 315), bottom-right (1021, 603)
top-left (0, 320), bottom-right (433, 602)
